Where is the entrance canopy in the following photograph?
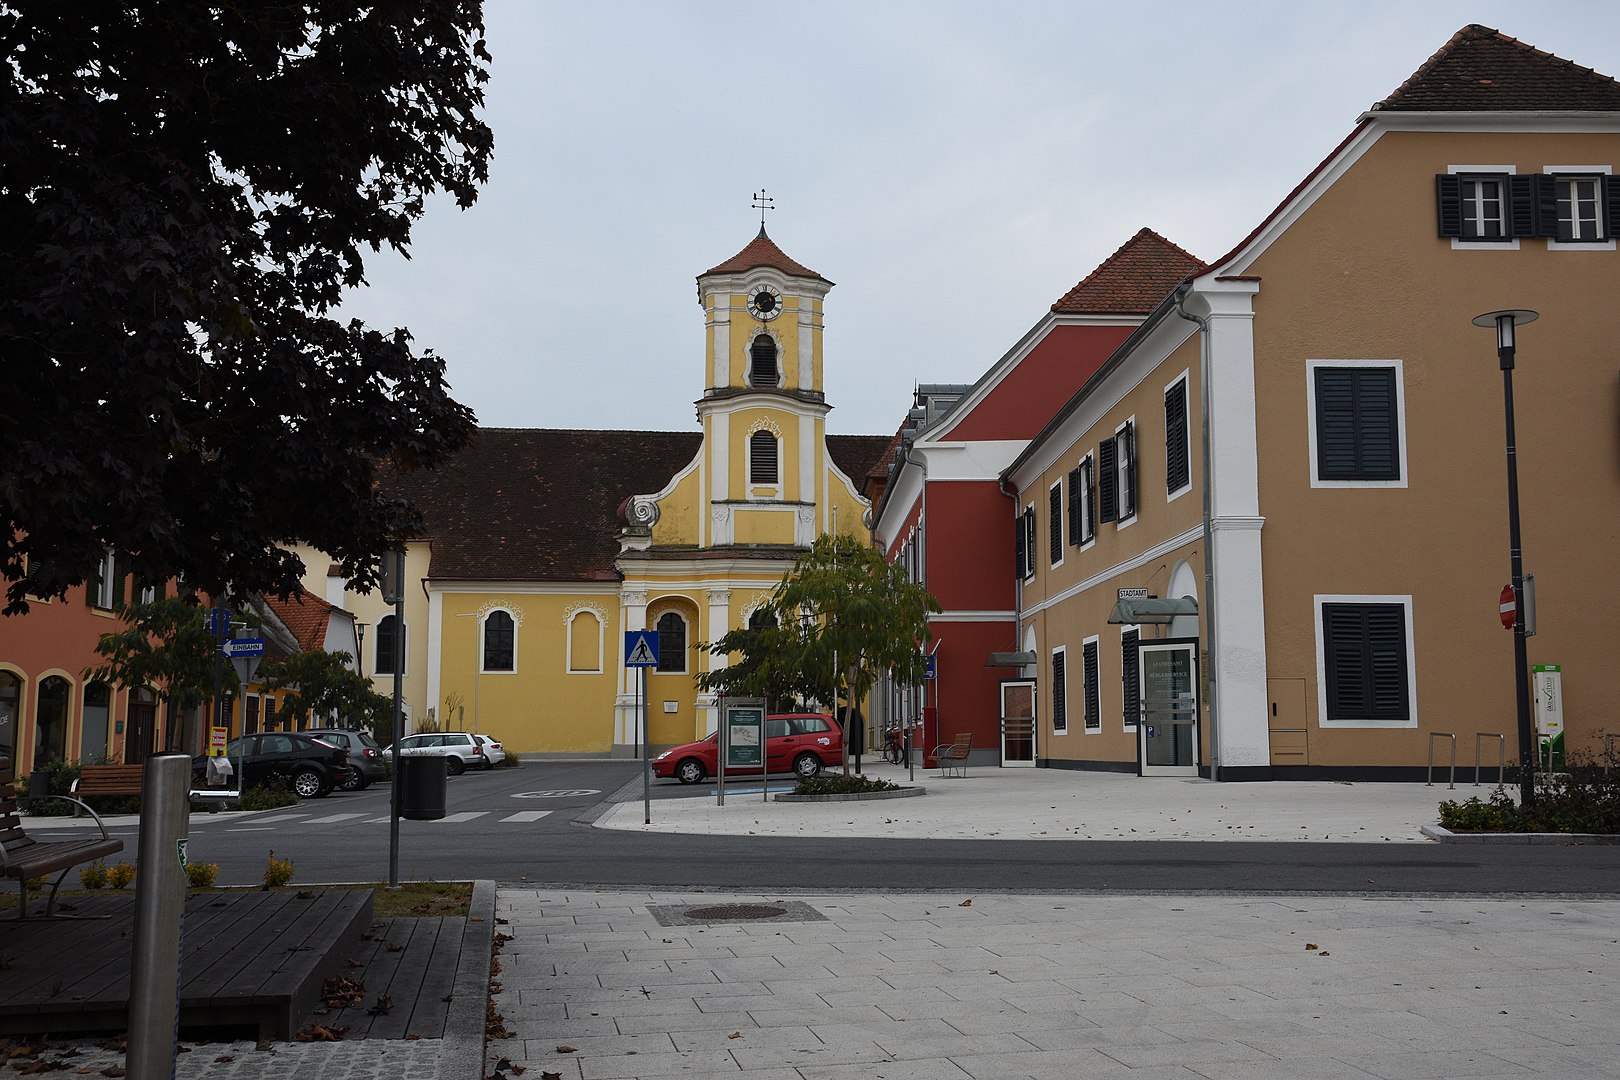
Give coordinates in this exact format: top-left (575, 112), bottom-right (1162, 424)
top-left (1107, 596), bottom-right (1198, 625)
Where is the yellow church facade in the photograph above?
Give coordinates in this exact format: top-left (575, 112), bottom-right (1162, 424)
top-left (298, 228), bottom-right (889, 756)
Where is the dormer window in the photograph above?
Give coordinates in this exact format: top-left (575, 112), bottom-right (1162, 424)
top-left (749, 334), bottom-right (780, 388)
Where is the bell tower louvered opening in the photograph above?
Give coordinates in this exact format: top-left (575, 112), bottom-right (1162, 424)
top-left (750, 334), bottom-right (780, 388)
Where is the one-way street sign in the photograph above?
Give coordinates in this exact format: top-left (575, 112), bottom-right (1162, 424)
top-left (221, 638), bottom-right (265, 657)
top-left (624, 630), bottom-right (660, 667)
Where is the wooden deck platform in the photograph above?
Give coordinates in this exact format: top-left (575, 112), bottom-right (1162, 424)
top-left (0, 889), bottom-right (373, 1040)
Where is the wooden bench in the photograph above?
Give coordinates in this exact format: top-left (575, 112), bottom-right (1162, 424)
top-left (72, 764), bottom-right (144, 799)
top-left (931, 732), bottom-right (973, 778)
top-left (1, 789), bottom-right (124, 918)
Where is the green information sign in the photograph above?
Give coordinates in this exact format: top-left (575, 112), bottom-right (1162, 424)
top-left (727, 707), bottom-right (765, 768)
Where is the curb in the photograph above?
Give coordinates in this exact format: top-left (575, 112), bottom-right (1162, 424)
top-left (774, 786), bottom-right (926, 803)
top-left (452, 879), bottom-right (497, 1079)
top-left (1422, 824), bottom-right (1620, 845)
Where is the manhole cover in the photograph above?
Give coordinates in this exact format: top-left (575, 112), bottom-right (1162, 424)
top-left (684, 904), bottom-right (786, 921)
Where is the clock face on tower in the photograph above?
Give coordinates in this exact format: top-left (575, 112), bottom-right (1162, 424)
top-left (747, 284), bottom-right (782, 321)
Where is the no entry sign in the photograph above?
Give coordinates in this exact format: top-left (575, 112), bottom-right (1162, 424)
top-left (1499, 584), bottom-right (1516, 630)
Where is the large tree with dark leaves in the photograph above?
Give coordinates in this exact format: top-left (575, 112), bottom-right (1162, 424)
top-left (0, 1), bottom-right (492, 614)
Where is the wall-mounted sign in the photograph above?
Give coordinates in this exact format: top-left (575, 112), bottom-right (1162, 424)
top-left (1117, 588), bottom-right (1150, 600)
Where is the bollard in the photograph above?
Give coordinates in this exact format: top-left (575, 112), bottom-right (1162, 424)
top-left (128, 753), bottom-right (191, 1080)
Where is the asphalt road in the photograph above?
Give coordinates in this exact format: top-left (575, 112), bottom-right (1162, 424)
top-left (75, 761), bottom-right (1620, 896)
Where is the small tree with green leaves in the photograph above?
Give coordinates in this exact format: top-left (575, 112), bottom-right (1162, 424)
top-left (699, 534), bottom-right (939, 772)
top-left (88, 596), bottom-right (238, 752)
top-left (257, 649), bottom-right (391, 741)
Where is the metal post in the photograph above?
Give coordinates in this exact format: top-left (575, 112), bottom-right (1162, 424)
top-left (387, 552), bottom-right (405, 888)
top-left (641, 666), bottom-right (650, 825)
top-left (1501, 349), bottom-right (1536, 807)
top-left (127, 752), bottom-right (191, 1080)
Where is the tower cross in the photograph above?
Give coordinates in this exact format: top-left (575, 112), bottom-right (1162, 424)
top-left (752, 189), bottom-right (775, 233)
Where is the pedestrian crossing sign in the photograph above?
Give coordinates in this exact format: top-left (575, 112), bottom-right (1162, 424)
top-left (625, 630), bottom-right (660, 667)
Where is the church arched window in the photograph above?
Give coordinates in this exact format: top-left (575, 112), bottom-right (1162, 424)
top-left (655, 611), bottom-right (687, 673)
top-left (749, 334), bottom-right (779, 387)
top-left (482, 610), bottom-right (515, 672)
top-left (749, 430), bottom-right (779, 486)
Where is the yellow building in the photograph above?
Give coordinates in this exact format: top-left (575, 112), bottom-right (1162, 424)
top-left (300, 228), bottom-right (890, 756)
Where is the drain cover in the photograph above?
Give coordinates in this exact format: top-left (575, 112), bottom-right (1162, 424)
top-left (684, 904), bottom-right (786, 921)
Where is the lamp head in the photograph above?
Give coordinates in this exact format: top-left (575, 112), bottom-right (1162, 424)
top-left (1472, 309), bottom-right (1539, 353)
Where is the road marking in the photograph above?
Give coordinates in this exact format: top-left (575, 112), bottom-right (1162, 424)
top-left (227, 827), bottom-right (276, 832)
top-left (302, 813), bottom-right (367, 824)
top-left (501, 810), bottom-right (553, 823)
top-left (433, 812), bottom-right (489, 823)
top-left (512, 789), bottom-right (600, 799)
top-left (366, 816), bottom-right (393, 823)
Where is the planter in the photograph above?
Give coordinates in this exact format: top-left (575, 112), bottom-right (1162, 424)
top-left (1422, 824), bottom-right (1620, 845)
top-left (775, 786), bottom-right (925, 804)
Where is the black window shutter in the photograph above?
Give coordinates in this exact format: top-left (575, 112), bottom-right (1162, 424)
top-left (1066, 468), bottom-right (1082, 545)
top-left (1051, 651), bottom-right (1067, 732)
top-left (1085, 458), bottom-right (1096, 538)
top-left (1121, 422), bottom-right (1137, 518)
top-left (1435, 174), bottom-right (1462, 237)
top-left (749, 431), bottom-right (778, 484)
top-left (1082, 640), bottom-right (1100, 730)
top-left (1165, 382), bottom-right (1189, 493)
top-left (1013, 513), bottom-right (1026, 579)
top-left (1508, 175), bottom-right (1537, 237)
top-left (1605, 176), bottom-right (1620, 241)
top-left (1025, 509), bottom-right (1036, 577)
top-left (1323, 603), bottom-right (1409, 721)
top-left (1048, 485), bottom-right (1062, 565)
top-left (1531, 174), bottom-right (1560, 238)
top-left (1121, 629), bottom-right (1139, 727)
top-left (1316, 368), bottom-right (1398, 481)
top-left (1098, 438), bottom-right (1118, 523)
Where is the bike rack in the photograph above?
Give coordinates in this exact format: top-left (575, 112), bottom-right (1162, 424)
top-left (1603, 733), bottom-right (1619, 779)
top-left (1426, 732), bottom-right (1456, 789)
top-left (1474, 733), bottom-right (1505, 787)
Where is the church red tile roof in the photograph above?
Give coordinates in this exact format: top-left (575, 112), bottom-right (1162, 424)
top-left (263, 591), bottom-right (344, 653)
top-left (381, 428), bottom-right (891, 582)
top-left (1374, 24), bottom-right (1620, 112)
top-left (701, 228), bottom-right (832, 284)
top-left (1051, 229), bottom-right (1205, 315)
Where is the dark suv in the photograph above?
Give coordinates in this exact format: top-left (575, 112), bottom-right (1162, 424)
top-left (303, 728), bottom-right (387, 790)
top-left (192, 732), bottom-right (354, 799)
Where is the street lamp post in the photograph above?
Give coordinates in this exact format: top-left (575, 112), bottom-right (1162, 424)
top-left (1473, 309), bottom-right (1539, 808)
top-left (381, 548), bottom-right (407, 887)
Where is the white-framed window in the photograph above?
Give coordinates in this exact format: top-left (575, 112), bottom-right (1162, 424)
top-left (748, 429), bottom-right (780, 488)
top-left (566, 610), bottom-right (603, 674)
top-left (89, 549), bottom-right (118, 609)
top-left (1306, 360), bottom-right (1407, 488)
top-left (1164, 372), bottom-right (1191, 502)
top-left (1314, 595), bottom-right (1417, 729)
top-left (481, 609), bottom-right (516, 673)
top-left (1050, 646), bottom-right (1068, 734)
top-left (1068, 453), bottom-right (1095, 548)
top-left (374, 614), bottom-right (407, 676)
top-left (136, 581), bottom-right (158, 605)
top-left (1047, 480), bottom-right (1064, 569)
top-left (1439, 166), bottom-right (1521, 250)
top-left (654, 611), bottom-right (688, 674)
top-left (748, 333), bottom-right (781, 388)
top-left (1544, 166), bottom-right (1614, 249)
top-left (1115, 418), bottom-right (1137, 526)
top-left (1081, 635), bottom-right (1101, 732)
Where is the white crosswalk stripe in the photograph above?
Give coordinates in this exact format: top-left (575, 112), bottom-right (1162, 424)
top-left (302, 813), bottom-right (367, 824)
top-left (501, 810), bottom-right (553, 823)
top-left (432, 812), bottom-right (488, 823)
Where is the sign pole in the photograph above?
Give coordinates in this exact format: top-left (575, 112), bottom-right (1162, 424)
top-left (641, 665), bottom-right (650, 824)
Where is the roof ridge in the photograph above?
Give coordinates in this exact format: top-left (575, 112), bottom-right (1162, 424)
top-left (1375, 23), bottom-right (1620, 111)
top-left (1050, 228), bottom-right (1205, 315)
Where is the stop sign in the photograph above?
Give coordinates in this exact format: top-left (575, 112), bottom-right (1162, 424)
top-left (1499, 584), bottom-right (1516, 629)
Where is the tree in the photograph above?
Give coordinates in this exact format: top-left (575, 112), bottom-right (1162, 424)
top-left (258, 650), bottom-right (391, 744)
top-left (87, 596), bottom-right (237, 750)
top-left (698, 535), bottom-right (940, 769)
top-left (1, 1), bottom-right (493, 614)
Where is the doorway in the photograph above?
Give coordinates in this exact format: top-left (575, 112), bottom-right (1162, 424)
top-left (126, 687), bottom-right (157, 764)
top-left (1000, 679), bottom-right (1036, 766)
top-left (1137, 639), bottom-right (1199, 776)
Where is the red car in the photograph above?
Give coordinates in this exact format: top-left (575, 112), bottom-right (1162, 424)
top-left (653, 713), bottom-right (843, 784)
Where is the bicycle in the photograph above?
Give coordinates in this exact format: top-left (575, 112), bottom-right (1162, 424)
top-left (880, 725), bottom-right (907, 765)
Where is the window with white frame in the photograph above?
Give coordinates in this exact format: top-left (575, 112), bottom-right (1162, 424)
top-left (482, 609), bottom-right (515, 672)
top-left (1082, 636), bottom-right (1100, 731)
top-left (1316, 597), bottom-right (1416, 728)
top-left (89, 549), bottom-right (118, 609)
top-left (1047, 480), bottom-right (1063, 568)
top-left (748, 429), bottom-right (779, 487)
top-left (1556, 174), bottom-right (1605, 241)
top-left (1165, 374), bottom-right (1190, 498)
top-left (749, 334), bottom-right (780, 388)
top-left (1115, 420), bottom-right (1137, 522)
top-left (1068, 453), bottom-right (1095, 546)
top-left (1050, 646), bottom-right (1068, 734)
top-left (655, 611), bottom-right (687, 673)
top-left (567, 610), bottom-right (603, 673)
top-left (1308, 360), bottom-right (1405, 487)
top-left (1436, 168), bottom-right (1532, 245)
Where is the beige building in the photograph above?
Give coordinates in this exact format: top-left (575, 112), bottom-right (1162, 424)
top-left (1003, 25), bottom-right (1620, 779)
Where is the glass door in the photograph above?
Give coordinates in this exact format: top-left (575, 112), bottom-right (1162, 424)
top-left (1000, 680), bottom-right (1036, 767)
top-left (1137, 640), bottom-right (1199, 777)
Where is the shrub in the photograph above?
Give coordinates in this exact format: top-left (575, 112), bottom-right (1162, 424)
top-left (1440, 737), bottom-right (1620, 834)
top-left (16, 758), bottom-right (83, 815)
top-left (186, 861), bottom-right (220, 888)
top-left (264, 851), bottom-right (295, 888)
top-left (79, 861), bottom-right (109, 890)
top-left (794, 774), bottom-right (900, 796)
top-left (239, 777), bottom-right (298, 811)
top-left (1438, 793), bottom-right (1513, 831)
top-left (107, 863), bottom-right (137, 889)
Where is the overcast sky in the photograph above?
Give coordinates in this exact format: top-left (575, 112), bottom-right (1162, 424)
top-left (338, 1), bottom-right (1620, 437)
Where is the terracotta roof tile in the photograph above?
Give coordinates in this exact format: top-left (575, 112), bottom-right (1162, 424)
top-left (827, 434), bottom-right (894, 486)
top-left (264, 591), bottom-right (342, 653)
top-left (1051, 229), bottom-right (1205, 315)
top-left (1375, 24), bottom-right (1620, 112)
top-left (701, 228), bottom-right (832, 284)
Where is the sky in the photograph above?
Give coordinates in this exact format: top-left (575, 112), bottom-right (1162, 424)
top-left (338, 1), bottom-right (1620, 437)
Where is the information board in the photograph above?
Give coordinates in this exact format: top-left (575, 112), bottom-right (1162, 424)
top-left (727, 706), bottom-right (765, 768)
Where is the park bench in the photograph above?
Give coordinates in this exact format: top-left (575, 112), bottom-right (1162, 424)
top-left (72, 764), bottom-right (145, 799)
top-left (0, 787), bottom-right (124, 918)
top-left (931, 732), bottom-right (973, 778)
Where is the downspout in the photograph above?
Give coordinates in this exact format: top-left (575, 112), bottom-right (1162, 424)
top-left (997, 473), bottom-right (1022, 693)
top-left (1171, 285), bottom-right (1219, 782)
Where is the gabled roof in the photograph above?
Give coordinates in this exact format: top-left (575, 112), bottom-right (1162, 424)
top-left (381, 428), bottom-right (892, 583)
top-left (263, 591), bottom-right (346, 654)
top-left (701, 227), bottom-right (832, 284)
top-left (828, 434), bottom-right (894, 487)
top-left (1051, 229), bottom-right (1205, 315)
top-left (1374, 24), bottom-right (1620, 112)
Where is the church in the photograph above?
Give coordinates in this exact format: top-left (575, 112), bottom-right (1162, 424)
top-left (298, 226), bottom-right (892, 756)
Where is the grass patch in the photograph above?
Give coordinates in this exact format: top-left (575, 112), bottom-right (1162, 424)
top-left (0, 880), bottom-right (473, 916)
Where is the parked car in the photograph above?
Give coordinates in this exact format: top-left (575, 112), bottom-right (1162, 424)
top-left (653, 713), bottom-right (842, 785)
top-left (472, 734), bottom-right (506, 767)
top-left (394, 731), bottom-right (488, 775)
top-left (192, 732), bottom-right (354, 799)
top-left (303, 728), bottom-right (387, 790)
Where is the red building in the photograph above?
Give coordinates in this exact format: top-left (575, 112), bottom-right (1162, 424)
top-left (870, 231), bottom-right (1201, 766)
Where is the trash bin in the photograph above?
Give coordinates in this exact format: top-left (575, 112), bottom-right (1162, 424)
top-left (27, 769), bottom-right (53, 799)
top-left (397, 755), bottom-right (446, 820)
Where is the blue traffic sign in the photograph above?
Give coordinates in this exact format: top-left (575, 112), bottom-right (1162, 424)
top-left (221, 638), bottom-right (265, 657)
top-left (207, 609), bottom-right (234, 639)
top-left (924, 654), bottom-right (938, 680)
top-left (625, 630), bottom-right (660, 667)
